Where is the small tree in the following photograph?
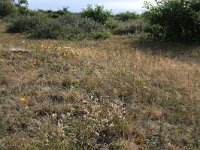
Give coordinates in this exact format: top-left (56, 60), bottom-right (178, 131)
top-left (81, 5), bottom-right (112, 24)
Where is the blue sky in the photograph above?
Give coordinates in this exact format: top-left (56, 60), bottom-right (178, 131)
top-left (28, 0), bottom-right (155, 14)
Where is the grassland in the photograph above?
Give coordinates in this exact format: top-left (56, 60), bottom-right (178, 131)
top-left (0, 21), bottom-right (200, 149)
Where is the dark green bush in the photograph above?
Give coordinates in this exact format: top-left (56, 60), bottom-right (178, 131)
top-left (115, 11), bottom-right (137, 21)
top-left (0, 1), bottom-right (17, 18)
top-left (81, 5), bottom-right (112, 24)
top-left (144, 0), bottom-right (200, 42)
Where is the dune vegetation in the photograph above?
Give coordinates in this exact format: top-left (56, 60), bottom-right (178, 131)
top-left (0, 0), bottom-right (200, 149)
top-left (0, 20), bottom-right (200, 149)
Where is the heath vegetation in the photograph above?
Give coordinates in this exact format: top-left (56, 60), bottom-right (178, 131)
top-left (0, 0), bottom-right (200, 149)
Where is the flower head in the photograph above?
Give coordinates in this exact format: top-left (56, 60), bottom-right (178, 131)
top-left (24, 105), bottom-right (29, 109)
top-left (19, 98), bottom-right (26, 102)
top-left (56, 47), bottom-right (62, 51)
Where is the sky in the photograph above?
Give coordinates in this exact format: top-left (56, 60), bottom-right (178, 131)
top-left (28, 0), bottom-right (155, 14)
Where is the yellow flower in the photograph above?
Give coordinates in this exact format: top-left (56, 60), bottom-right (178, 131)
top-left (56, 47), bottom-right (62, 51)
top-left (20, 98), bottom-right (26, 102)
top-left (24, 105), bottom-right (29, 109)
top-left (71, 49), bottom-right (75, 55)
top-left (41, 44), bottom-right (44, 48)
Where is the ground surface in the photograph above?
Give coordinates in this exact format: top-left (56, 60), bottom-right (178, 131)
top-left (0, 21), bottom-right (200, 149)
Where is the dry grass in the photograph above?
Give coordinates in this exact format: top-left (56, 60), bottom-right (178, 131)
top-left (0, 21), bottom-right (200, 149)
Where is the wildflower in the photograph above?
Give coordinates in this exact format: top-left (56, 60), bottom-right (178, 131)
top-left (19, 98), bottom-right (26, 102)
top-left (41, 44), bottom-right (44, 48)
top-left (24, 105), bottom-right (29, 109)
top-left (71, 49), bottom-right (75, 55)
top-left (56, 47), bottom-right (62, 51)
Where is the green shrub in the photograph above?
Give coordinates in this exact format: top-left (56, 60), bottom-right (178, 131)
top-left (7, 15), bottom-right (47, 33)
top-left (144, 0), bottom-right (200, 42)
top-left (7, 14), bottom-right (110, 40)
top-left (31, 15), bottom-right (110, 40)
top-left (81, 5), bottom-right (112, 24)
top-left (106, 17), bottom-right (118, 29)
top-left (114, 19), bottom-right (148, 35)
top-left (115, 11), bottom-right (137, 21)
top-left (0, 1), bottom-right (17, 18)
top-left (17, 6), bottom-right (29, 15)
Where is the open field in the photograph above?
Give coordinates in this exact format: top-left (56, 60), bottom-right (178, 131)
top-left (0, 21), bottom-right (200, 149)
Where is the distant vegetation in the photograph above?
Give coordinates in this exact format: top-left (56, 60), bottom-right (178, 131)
top-left (81, 5), bottom-right (112, 25)
top-left (115, 11), bottom-right (138, 21)
top-left (7, 15), bottom-right (110, 40)
top-left (0, 0), bottom-right (200, 42)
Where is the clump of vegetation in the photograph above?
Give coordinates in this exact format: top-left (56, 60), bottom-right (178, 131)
top-left (115, 11), bottom-right (138, 21)
top-left (105, 17), bottom-right (118, 29)
top-left (0, 0), bottom-right (17, 18)
top-left (113, 19), bottom-right (148, 35)
top-left (32, 15), bottom-right (110, 40)
top-left (7, 15), bottom-right (46, 33)
top-left (81, 5), bottom-right (112, 24)
top-left (0, 0), bottom-right (29, 18)
top-left (7, 14), bottom-right (110, 40)
top-left (144, 0), bottom-right (200, 42)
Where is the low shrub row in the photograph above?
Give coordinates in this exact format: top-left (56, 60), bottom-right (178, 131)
top-left (7, 14), bottom-right (110, 40)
